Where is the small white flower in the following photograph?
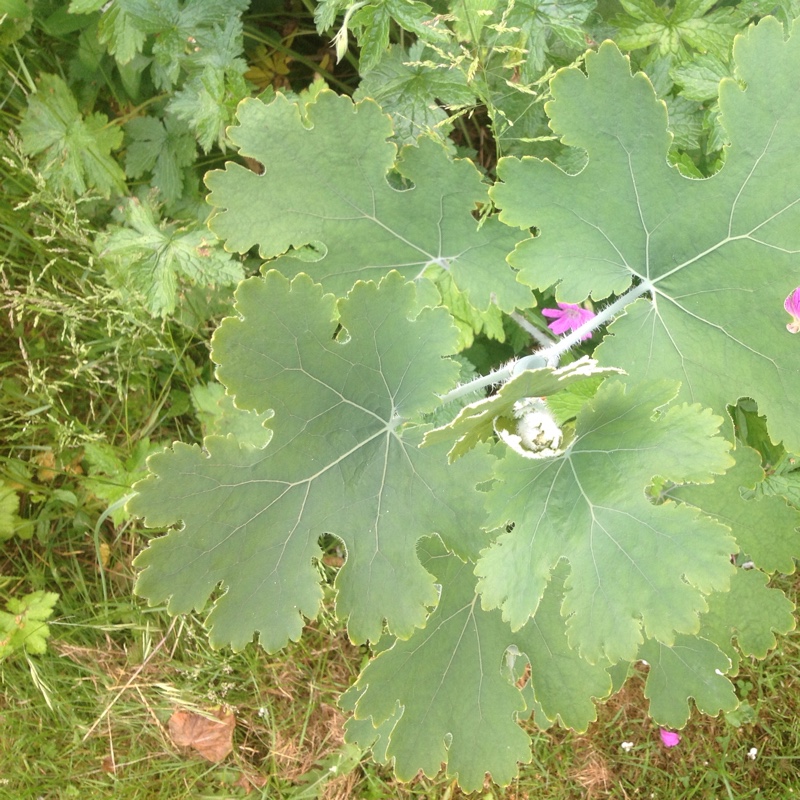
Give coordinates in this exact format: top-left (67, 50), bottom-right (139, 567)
top-left (747, 747), bottom-right (758, 760)
top-left (495, 398), bottom-right (564, 459)
top-left (621, 741), bottom-right (634, 752)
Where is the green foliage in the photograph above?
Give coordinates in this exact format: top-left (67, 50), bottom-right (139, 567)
top-left (5, 0), bottom-right (800, 793)
top-left (130, 271), bottom-right (493, 650)
top-left (124, 114), bottom-right (196, 204)
top-left (0, 480), bottom-right (27, 540)
top-left (493, 27), bottom-right (800, 451)
top-left (614, 0), bottom-right (745, 61)
top-left (353, 42), bottom-right (474, 146)
top-left (19, 73), bottom-right (126, 198)
top-left (0, 591), bottom-right (58, 659)
top-left (95, 198), bottom-right (244, 316)
top-left (205, 90), bottom-right (531, 315)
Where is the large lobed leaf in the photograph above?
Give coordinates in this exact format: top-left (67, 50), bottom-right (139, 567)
top-left (205, 90), bottom-right (531, 313)
top-left (347, 541), bottom-right (612, 790)
top-left (129, 272), bottom-right (493, 650)
top-left (477, 378), bottom-right (737, 664)
top-left (492, 18), bottom-right (800, 452)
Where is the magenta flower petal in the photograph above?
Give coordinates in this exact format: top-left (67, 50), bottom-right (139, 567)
top-left (785, 287), bottom-right (800, 333)
top-left (541, 303), bottom-right (596, 340)
top-left (659, 729), bottom-right (681, 748)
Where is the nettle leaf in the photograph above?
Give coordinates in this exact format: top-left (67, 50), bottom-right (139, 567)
top-left (477, 378), bottom-right (736, 664)
top-left (130, 272), bottom-right (493, 651)
top-left (667, 445), bottom-right (800, 573)
top-left (423, 356), bottom-right (622, 461)
top-left (96, 0), bottom-right (248, 79)
top-left (205, 90), bottom-right (531, 313)
top-left (97, 1), bottom-right (148, 64)
top-left (492, 22), bottom-right (800, 452)
top-left (18, 74), bottom-right (126, 198)
top-left (96, 199), bottom-right (243, 317)
top-left (639, 634), bottom-right (738, 728)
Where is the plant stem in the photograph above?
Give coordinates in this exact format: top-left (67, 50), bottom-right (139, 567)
top-left (439, 280), bottom-right (654, 405)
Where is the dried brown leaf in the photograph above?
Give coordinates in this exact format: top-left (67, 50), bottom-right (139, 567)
top-left (168, 706), bottom-right (235, 763)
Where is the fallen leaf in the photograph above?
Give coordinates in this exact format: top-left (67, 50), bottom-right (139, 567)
top-left (168, 706), bottom-right (235, 762)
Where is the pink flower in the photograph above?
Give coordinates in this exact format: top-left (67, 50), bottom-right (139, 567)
top-left (541, 303), bottom-right (596, 340)
top-left (785, 287), bottom-right (800, 333)
top-left (659, 729), bottom-right (681, 748)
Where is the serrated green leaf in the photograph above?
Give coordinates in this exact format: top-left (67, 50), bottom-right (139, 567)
top-left (168, 66), bottom-right (248, 153)
top-left (18, 74), bottom-right (126, 198)
top-left (423, 357), bottom-right (622, 461)
top-left (69, 0), bottom-right (106, 12)
top-left (477, 379), bottom-right (736, 664)
top-left (386, 0), bottom-right (450, 43)
top-left (97, 1), bottom-right (148, 64)
top-left (503, 0), bottom-right (597, 81)
top-left (124, 114), bottom-right (196, 204)
top-left (639, 635), bottom-right (737, 728)
top-left (700, 568), bottom-right (796, 674)
top-left (354, 43), bottom-right (474, 146)
top-left (515, 562), bottom-right (613, 730)
top-left (667, 446), bottom-right (800, 573)
top-left (671, 52), bottom-right (731, 101)
top-left (0, 481), bottom-right (23, 541)
top-left (614, 0), bottom-right (743, 59)
top-left (206, 90), bottom-right (530, 313)
top-left (190, 382), bottom-right (273, 448)
top-left (350, 539), bottom-right (532, 791)
top-left (351, 2), bottom-right (391, 72)
top-left (314, 0), bottom-right (352, 32)
top-left (96, 199), bottom-right (243, 317)
top-left (0, 591), bottom-right (59, 659)
top-left (349, 542), bottom-right (613, 788)
top-left (492, 25), bottom-right (800, 452)
top-left (130, 272), bottom-right (493, 650)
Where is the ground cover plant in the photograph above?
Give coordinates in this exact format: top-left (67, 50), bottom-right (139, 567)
top-left (2, 0), bottom-right (799, 797)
